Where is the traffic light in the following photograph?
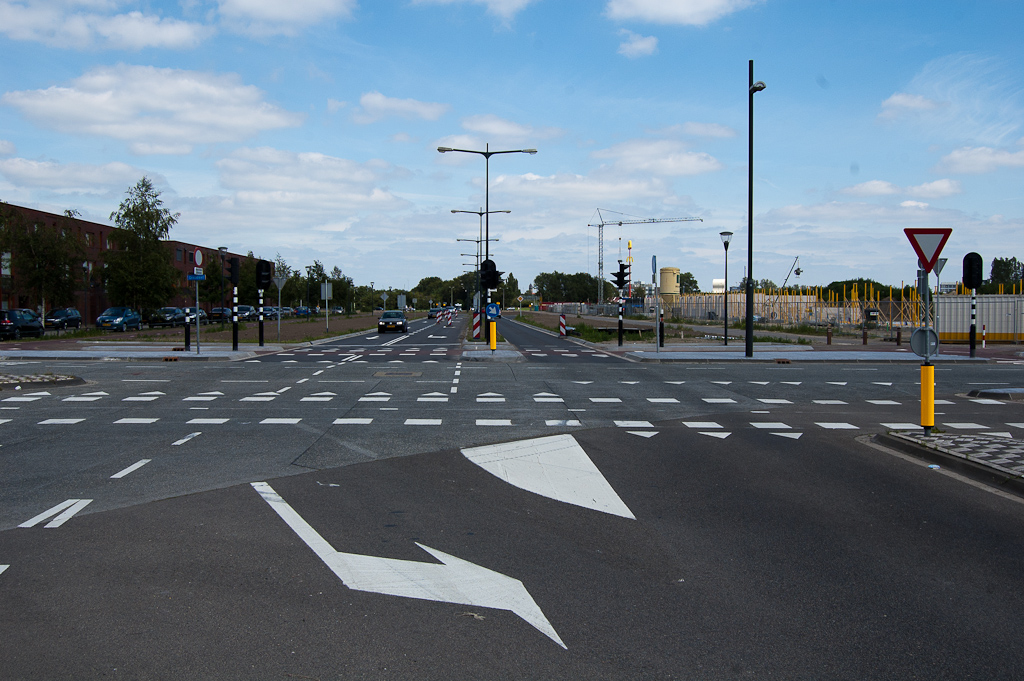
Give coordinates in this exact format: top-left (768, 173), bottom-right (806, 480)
top-left (256, 259), bottom-right (273, 289)
top-left (611, 262), bottom-right (629, 289)
top-left (963, 252), bottom-right (983, 290)
top-left (228, 256), bottom-right (240, 285)
top-left (480, 258), bottom-right (502, 289)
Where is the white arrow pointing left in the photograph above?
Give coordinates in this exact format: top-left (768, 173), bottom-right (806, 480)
top-left (251, 482), bottom-right (565, 648)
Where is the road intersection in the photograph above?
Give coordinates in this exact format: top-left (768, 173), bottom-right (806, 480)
top-left (1, 317), bottom-right (1023, 679)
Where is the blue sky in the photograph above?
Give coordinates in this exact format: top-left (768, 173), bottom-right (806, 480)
top-left (1, 0), bottom-right (1022, 294)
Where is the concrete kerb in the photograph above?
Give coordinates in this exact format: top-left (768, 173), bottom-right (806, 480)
top-left (968, 387), bottom-right (1024, 401)
top-left (873, 432), bottom-right (1024, 497)
top-left (628, 350), bottom-right (993, 364)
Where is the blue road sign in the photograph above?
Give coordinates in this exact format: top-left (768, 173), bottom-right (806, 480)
top-left (187, 274), bottom-right (206, 281)
top-left (486, 303), bottom-right (500, 319)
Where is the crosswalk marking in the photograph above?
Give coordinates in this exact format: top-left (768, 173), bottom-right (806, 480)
top-left (115, 418), bottom-right (159, 424)
top-left (19, 499), bottom-right (92, 528)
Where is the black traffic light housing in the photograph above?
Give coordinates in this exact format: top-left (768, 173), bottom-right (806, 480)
top-left (480, 258), bottom-right (502, 289)
top-left (228, 256), bottom-right (240, 285)
top-left (256, 259), bottom-right (273, 289)
top-left (611, 262), bottom-right (629, 289)
top-left (963, 252), bottom-right (983, 290)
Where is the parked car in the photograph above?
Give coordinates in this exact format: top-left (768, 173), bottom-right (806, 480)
top-left (96, 306), bottom-right (142, 332)
top-left (294, 306), bottom-right (312, 317)
top-left (44, 307), bottom-right (82, 330)
top-left (378, 310), bottom-right (408, 333)
top-left (182, 307), bottom-right (209, 325)
top-left (236, 304), bottom-right (257, 321)
top-left (145, 307), bottom-right (187, 328)
top-left (0, 309), bottom-right (44, 339)
top-left (209, 307), bottom-right (231, 322)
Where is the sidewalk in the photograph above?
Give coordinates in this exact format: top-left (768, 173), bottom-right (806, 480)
top-left (0, 341), bottom-right (283, 362)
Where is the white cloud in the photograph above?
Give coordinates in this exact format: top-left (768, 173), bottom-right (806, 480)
top-left (0, 157), bottom-right (149, 193)
top-left (841, 178), bottom-right (961, 199)
top-left (2, 65), bottom-right (304, 155)
top-left (605, 0), bottom-right (762, 26)
top-left (900, 200), bottom-right (929, 208)
top-left (410, 0), bottom-right (538, 21)
top-left (326, 98), bottom-right (346, 114)
top-left (617, 29), bottom-right (657, 58)
top-left (878, 93), bottom-right (942, 120)
top-left (217, 0), bottom-right (356, 36)
top-left (938, 144), bottom-right (1024, 174)
top-left (0, 140), bottom-right (15, 156)
top-left (460, 114), bottom-right (561, 143)
top-left (593, 139), bottom-right (722, 176)
top-left (0, 1), bottom-right (211, 49)
top-left (352, 91), bottom-right (450, 124)
top-left (878, 54), bottom-right (1024, 145)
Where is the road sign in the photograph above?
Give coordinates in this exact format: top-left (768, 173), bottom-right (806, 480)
top-left (910, 327), bottom-right (939, 358)
top-left (193, 267), bottom-right (203, 276)
top-left (904, 228), bottom-right (951, 273)
top-left (272, 275), bottom-right (287, 290)
top-left (320, 282), bottom-right (332, 300)
top-left (194, 249), bottom-right (203, 267)
top-left (380, 293), bottom-right (388, 301)
top-left (517, 295), bottom-right (524, 302)
top-left (934, 257), bottom-right (947, 277)
top-left (486, 303), bottom-right (500, 319)
top-left (187, 274), bottom-right (206, 281)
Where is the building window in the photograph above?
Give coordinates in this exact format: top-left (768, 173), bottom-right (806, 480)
top-left (85, 233), bottom-right (93, 246)
top-left (176, 248), bottom-right (183, 262)
top-left (187, 251), bottom-right (194, 263)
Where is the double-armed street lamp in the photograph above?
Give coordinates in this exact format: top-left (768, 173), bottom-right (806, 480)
top-left (720, 231), bottom-right (733, 346)
top-left (746, 60), bottom-right (766, 358)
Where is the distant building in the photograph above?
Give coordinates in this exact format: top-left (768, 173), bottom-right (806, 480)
top-left (1, 202), bottom-right (245, 319)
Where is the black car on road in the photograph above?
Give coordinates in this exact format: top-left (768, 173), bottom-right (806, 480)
top-left (378, 310), bottom-right (408, 333)
top-left (0, 309), bottom-right (44, 339)
top-left (145, 307), bottom-right (187, 328)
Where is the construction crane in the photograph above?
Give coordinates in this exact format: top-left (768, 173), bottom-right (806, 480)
top-left (588, 209), bottom-right (703, 304)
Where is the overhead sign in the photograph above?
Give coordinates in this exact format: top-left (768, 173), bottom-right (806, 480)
top-left (252, 482), bottom-right (564, 648)
top-left (904, 228), bottom-right (951, 273)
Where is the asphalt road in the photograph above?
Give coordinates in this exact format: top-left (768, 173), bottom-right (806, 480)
top-left (1, 348), bottom-right (1023, 679)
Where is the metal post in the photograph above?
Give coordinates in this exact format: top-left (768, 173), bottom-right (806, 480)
top-left (969, 289), bottom-right (977, 357)
top-left (618, 295), bottom-right (624, 347)
top-left (746, 60), bottom-right (756, 358)
top-left (232, 286), bottom-right (238, 351)
top-left (277, 286), bottom-right (282, 343)
top-left (195, 280), bottom-right (200, 355)
top-left (258, 289), bottom-right (264, 347)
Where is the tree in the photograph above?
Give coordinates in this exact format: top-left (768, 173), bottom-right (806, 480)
top-left (533, 271), bottom-right (613, 302)
top-left (104, 177), bottom-right (181, 310)
top-left (679, 272), bottom-right (700, 293)
top-left (0, 204), bottom-right (85, 311)
top-left (989, 257), bottom-right (1023, 287)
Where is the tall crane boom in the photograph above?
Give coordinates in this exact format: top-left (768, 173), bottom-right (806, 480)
top-left (588, 209), bottom-right (703, 304)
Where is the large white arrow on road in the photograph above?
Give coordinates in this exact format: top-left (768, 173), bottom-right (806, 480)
top-left (251, 482), bottom-right (565, 648)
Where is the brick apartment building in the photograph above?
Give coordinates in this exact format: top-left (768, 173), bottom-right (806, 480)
top-left (1, 203), bottom-right (245, 321)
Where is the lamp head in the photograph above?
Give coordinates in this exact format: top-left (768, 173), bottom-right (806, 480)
top-left (523, 149), bottom-right (538, 154)
top-left (720, 231), bottom-right (734, 245)
top-left (437, 147), bottom-right (453, 153)
top-left (750, 81), bottom-right (766, 94)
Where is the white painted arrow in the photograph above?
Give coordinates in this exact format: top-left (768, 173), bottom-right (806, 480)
top-left (251, 482), bottom-right (565, 648)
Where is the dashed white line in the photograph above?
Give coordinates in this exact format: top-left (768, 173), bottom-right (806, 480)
top-left (111, 459), bottom-right (152, 478)
top-left (171, 432), bottom-right (202, 446)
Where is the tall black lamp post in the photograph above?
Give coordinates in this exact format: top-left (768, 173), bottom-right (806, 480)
top-left (720, 231), bottom-right (733, 345)
top-left (746, 60), bottom-right (766, 358)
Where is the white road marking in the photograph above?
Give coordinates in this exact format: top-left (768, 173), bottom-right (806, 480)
top-left (628, 431), bottom-right (658, 438)
top-left (970, 399), bottom-right (1004, 405)
top-left (19, 499), bottom-right (92, 528)
top-left (111, 459), bottom-right (152, 478)
top-left (545, 420), bottom-right (581, 426)
top-left (615, 420), bottom-right (653, 428)
top-left (405, 418), bottom-right (442, 426)
top-left (183, 396), bottom-right (218, 401)
top-left (476, 419), bottom-right (513, 426)
top-left (647, 398), bottom-right (679, 403)
top-left (589, 397), bottom-right (621, 403)
top-left (702, 398), bottom-right (736, 404)
top-left (122, 396), bottom-right (159, 402)
top-left (38, 418), bottom-right (84, 425)
top-left (251, 481), bottom-right (565, 649)
top-left (63, 396), bottom-right (102, 402)
top-left (683, 421), bottom-right (722, 428)
top-left (188, 418), bottom-right (229, 424)
top-left (813, 400), bottom-right (847, 405)
top-left (172, 432), bottom-right (202, 446)
top-left (700, 432), bottom-right (731, 439)
top-left (882, 423), bottom-right (921, 430)
top-left (866, 400), bottom-right (901, 405)
top-left (115, 418), bottom-right (159, 424)
top-left (260, 418), bottom-right (302, 424)
top-left (943, 423), bottom-right (988, 429)
top-left (0, 565), bottom-right (7, 576)
top-left (772, 432), bottom-right (803, 439)
top-left (462, 434), bottom-right (634, 520)
top-left (758, 399), bottom-right (793, 404)
top-left (241, 396), bottom-right (276, 402)
top-left (751, 422), bottom-right (791, 429)
top-left (334, 418), bottom-right (373, 425)
top-left (816, 422), bottom-right (860, 429)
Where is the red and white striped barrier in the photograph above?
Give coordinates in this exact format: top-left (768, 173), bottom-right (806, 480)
top-left (982, 323), bottom-right (987, 348)
top-left (559, 314), bottom-right (566, 336)
top-left (446, 309), bottom-right (453, 327)
top-left (472, 312), bottom-right (481, 339)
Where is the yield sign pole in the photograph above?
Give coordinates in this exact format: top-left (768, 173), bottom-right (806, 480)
top-left (905, 228), bottom-right (952, 436)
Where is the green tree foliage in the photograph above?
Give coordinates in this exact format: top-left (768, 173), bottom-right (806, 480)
top-left (104, 177), bottom-right (181, 310)
top-left (821, 278), bottom-right (888, 300)
top-left (988, 257), bottom-right (1023, 286)
top-left (678, 272), bottom-right (700, 293)
top-left (409, 273), bottom-right (476, 310)
top-left (0, 204), bottom-right (85, 311)
top-left (533, 271), bottom-right (614, 302)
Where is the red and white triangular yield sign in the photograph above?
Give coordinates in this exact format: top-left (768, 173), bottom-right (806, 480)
top-left (904, 228), bottom-right (952, 273)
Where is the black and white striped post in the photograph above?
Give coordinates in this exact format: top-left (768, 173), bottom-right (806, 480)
top-left (232, 286), bottom-right (239, 351)
top-left (258, 289), bottom-right (264, 347)
top-left (963, 252), bottom-right (983, 358)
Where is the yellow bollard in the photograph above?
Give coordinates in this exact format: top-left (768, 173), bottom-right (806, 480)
top-left (920, 363), bottom-right (934, 435)
top-left (489, 321), bottom-right (496, 351)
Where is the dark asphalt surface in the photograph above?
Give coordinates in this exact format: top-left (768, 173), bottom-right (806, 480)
top-left (0, 352), bottom-right (1023, 679)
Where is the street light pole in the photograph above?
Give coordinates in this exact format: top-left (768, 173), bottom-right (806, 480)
top-left (721, 231), bottom-right (733, 346)
top-left (453, 208), bottom-right (508, 313)
top-left (746, 60), bottom-right (766, 358)
top-left (439, 144), bottom-right (535, 338)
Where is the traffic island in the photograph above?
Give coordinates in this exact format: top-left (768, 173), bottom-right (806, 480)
top-left (0, 373), bottom-right (84, 389)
